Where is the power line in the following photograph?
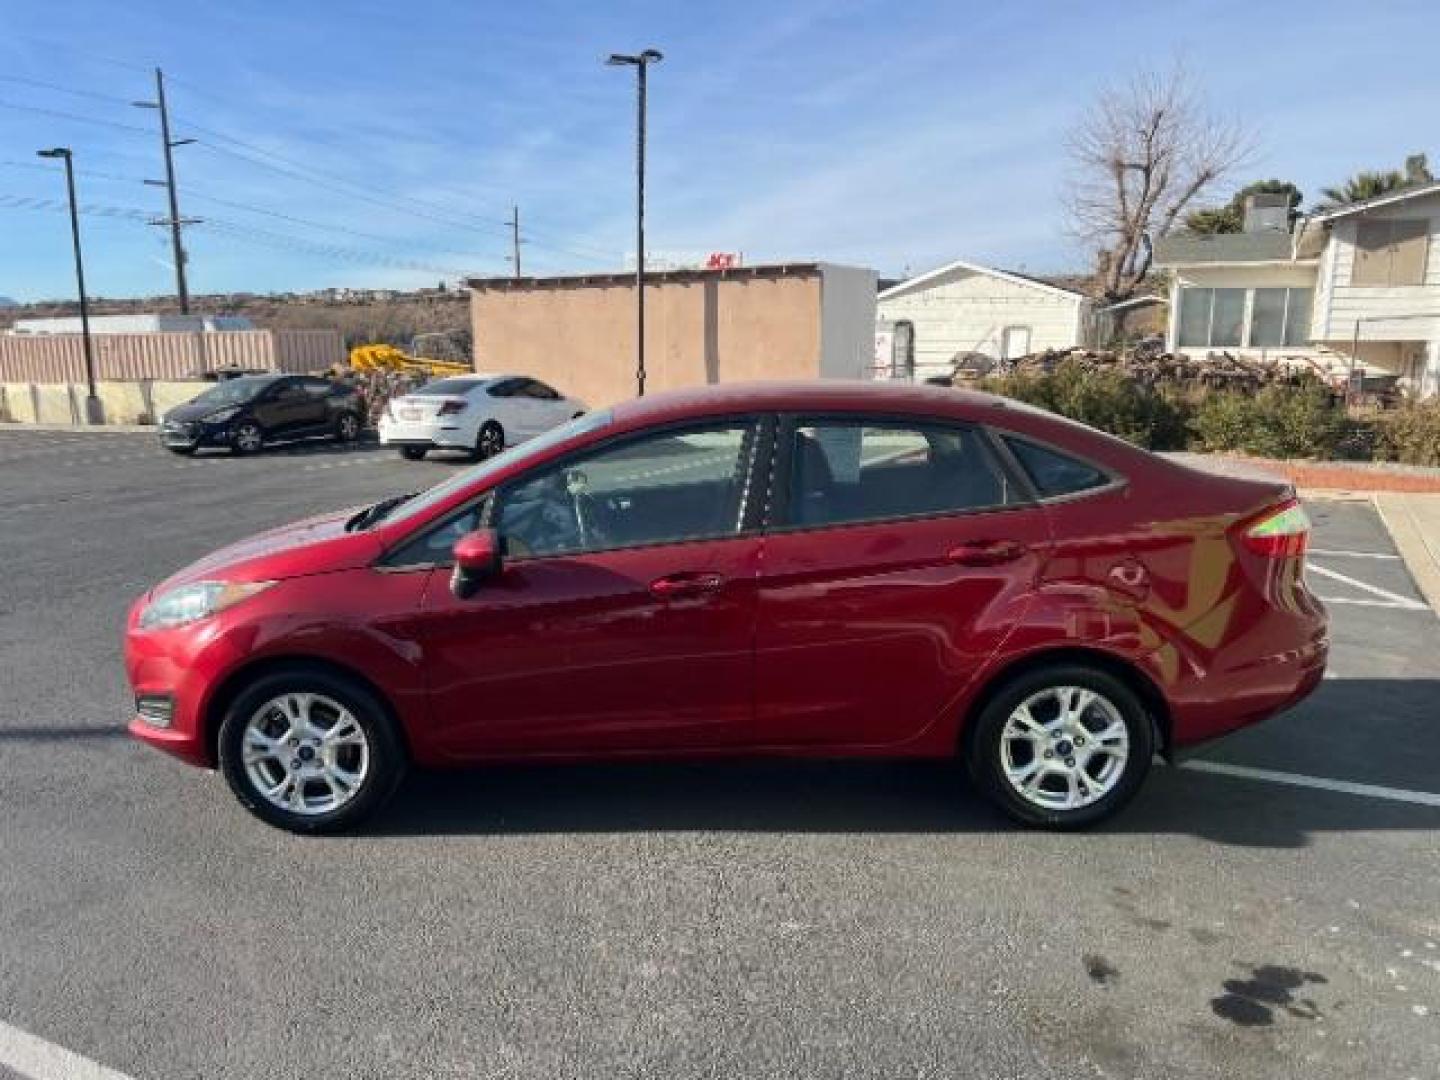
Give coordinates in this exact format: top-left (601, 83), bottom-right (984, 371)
top-left (0, 98), bottom-right (150, 134)
top-left (0, 74), bottom-right (135, 107)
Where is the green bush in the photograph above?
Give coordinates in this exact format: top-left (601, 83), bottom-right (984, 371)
top-left (1373, 400), bottom-right (1440, 466)
top-left (1189, 380), bottom-right (1347, 458)
top-left (979, 360), bottom-right (1191, 451)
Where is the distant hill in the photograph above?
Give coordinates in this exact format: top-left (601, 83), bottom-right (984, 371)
top-left (0, 297), bottom-right (18, 308)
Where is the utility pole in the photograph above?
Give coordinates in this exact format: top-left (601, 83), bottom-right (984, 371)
top-left (37, 147), bottom-right (102, 424)
top-left (134, 68), bottom-right (197, 313)
top-left (508, 204), bottom-right (522, 279)
top-left (606, 48), bottom-right (663, 397)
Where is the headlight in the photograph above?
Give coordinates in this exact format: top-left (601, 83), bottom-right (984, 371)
top-left (138, 580), bottom-right (275, 630)
top-left (205, 407), bottom-right (241, 424)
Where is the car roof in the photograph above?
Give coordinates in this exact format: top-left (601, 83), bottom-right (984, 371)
top-left (611, 379), bottom-right (1013, 424)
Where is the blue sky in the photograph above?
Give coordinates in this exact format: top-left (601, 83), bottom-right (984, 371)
top-left (1, 0), bottom-right (1436, 303)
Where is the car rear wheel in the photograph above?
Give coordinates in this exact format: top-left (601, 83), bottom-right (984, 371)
top-left (399, 445), bottom-right (427, 461)
top-left (217, 666), bottom-right (406, 834)
top-left (968, 664), bottom-right (1153, 829)
top-left (474, 420), bottom-right (505, 461)
top-left (334, 411), bottom-right (361, 443)
top-left (231, 421), bottom-right (264, 456)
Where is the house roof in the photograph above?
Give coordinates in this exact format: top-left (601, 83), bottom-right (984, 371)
top-left (1152, 231), bottom-right (1300, 266)
top-left (1097, 294), bottom-right (1168, 313)
top-left (878, 259), bottom-right (1090, 303)
top-left (1306, 180), bottom-right (1440, 223)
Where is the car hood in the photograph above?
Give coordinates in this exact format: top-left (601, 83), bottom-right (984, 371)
top-left (165, 400), bottom-right (238, 423)
top-left (154, 506), bottom-right (384, 593)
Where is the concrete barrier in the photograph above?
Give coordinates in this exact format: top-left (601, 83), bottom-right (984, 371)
top-left (0, 379), bottom-right (210, 427)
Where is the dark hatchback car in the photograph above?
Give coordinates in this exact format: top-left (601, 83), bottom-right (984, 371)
top-left (160, 374), bottom-right (365, 456)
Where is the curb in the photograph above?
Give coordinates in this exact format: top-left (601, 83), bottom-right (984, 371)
top-left (0, 423), bottom-right (156, 434)
top-left (1372, 493), bottom-right (1440, 618)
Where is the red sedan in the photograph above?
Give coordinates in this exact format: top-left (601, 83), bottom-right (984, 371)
top-left (125, 381), bottom-right (1328, 833)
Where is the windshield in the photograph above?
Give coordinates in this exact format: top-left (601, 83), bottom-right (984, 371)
top-left (378, 409), bottom-right (613, 530)
top-left (189, 377), bottom-right (278, 408)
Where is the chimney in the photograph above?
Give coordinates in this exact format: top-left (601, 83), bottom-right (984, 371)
top-left (1243, 193), bottom-right (1291, 234)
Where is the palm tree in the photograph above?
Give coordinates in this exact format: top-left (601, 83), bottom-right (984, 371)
top-left (1315, 170), bottom-right (1406, 211)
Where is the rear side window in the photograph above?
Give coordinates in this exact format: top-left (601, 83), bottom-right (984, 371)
top-left (787, 420), bottom-right (1013, 528)
top-left (1003, 437), bottom-right (1109, 498)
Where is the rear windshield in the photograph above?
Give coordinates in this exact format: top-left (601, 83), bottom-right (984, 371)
top-left (418, 377), bottom-right (485, 396)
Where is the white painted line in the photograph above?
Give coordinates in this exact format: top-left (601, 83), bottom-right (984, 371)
top-left (1314, 596), bottom-right (1435, 611)
top-left (1309, 549), bottom-right (1400, 560)
top-left (1182, 760), bottom-right (1440, 808)
top-left (0, 1018), bottom-right (136, 1080)
top-left (1307, 563), bottom-right (1429, 610)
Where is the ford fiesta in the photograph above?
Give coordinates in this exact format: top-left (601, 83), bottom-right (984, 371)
top-left (125, 382), bottom-right (1328, 833)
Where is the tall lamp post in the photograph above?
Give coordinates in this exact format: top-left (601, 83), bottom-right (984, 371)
top-left (606, 48), bottom-right (663, 397)
top-left (37, 147), bottom-right (102, 424)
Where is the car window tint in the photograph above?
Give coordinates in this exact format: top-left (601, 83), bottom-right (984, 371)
top-left (496, 423), bottom-right (755, 558)
top-left (300, 378), bottom-right (333, 397)
top-left (1003, 437), bottom-right (1109, 498)
top-left (788, 420), bottom-right (1010, 527)
top-left (386, 498), bottom-right (490, 566)
top-left (422, 377), bottom-right (483, 396)
top-left (487, 378), bottom-right (520, 398)
top-left (519, 380), bottom-right (559, 400)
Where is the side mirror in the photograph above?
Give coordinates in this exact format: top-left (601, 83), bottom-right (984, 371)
top-left (450, 528), bottom-right (502, 599)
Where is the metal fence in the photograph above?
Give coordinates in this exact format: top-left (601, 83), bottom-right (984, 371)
top-left (0, 329), bottom-right (345, 383)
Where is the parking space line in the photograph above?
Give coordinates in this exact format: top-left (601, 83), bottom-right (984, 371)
top-left (1307, 563), bottom-right (1429, 610)
top-left (0, 1019), bottom-right (135, 1080)
top-left (1309, 548), bottom-right (1401, 560)
top-left (1182, 760), bottom-right (1440, 807)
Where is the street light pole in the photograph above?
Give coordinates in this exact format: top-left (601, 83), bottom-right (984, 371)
top-left (37, 147), bottom-right (102, 424)
top-left (607, 48), bottom-right (663, 397)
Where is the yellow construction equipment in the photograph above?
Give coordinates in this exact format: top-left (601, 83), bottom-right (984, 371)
top-left (348, 343), bottom-right (471, 378)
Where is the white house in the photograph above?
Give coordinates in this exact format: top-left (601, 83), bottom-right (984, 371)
top-left (1155, 184), bottom-right (1440, 396)
top-left (875, 260), bottom-right (1098, 381)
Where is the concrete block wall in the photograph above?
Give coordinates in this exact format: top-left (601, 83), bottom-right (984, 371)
top-left (0, 379), bottom-right (209, 426)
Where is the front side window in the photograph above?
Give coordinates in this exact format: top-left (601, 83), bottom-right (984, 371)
top-left (787, 420), bottom-right (1012, 528)
top-left (496, 422), bottom-right (757, 558)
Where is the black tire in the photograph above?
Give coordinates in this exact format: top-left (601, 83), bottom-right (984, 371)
top-left (334, 411), bottom-right (362, 443)
top-left (966, 664), bottom-right (1153, 829)
top-left (216, 665), bottom-right (407, 834)
top-left (474, 420), bottom-right (505, 461)
top-left (231, 420), bottom-right (264, 456)
top-left (399, 445), bottom-right (428, 461)
top-left (166, 445), bottom-right (196, 456)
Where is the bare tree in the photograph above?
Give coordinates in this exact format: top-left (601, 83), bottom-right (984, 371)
top-left (1065, 66), bottom-right (1252, 302)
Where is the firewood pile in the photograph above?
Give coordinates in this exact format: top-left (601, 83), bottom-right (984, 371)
top-left (952, 346), bottom-right (1324, 394)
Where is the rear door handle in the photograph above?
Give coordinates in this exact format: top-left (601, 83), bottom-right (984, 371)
top-left (947, 539), bottom-right (1028, 566)
top-left (649, 572), bottom-right (725, 599)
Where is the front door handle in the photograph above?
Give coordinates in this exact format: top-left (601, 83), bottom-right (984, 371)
top-left (947, 539), bottom-right (1028, 567)
top-left (650, 572), bottom-right (725, 599)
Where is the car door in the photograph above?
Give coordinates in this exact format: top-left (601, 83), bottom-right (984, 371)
top-left (502, 379), bottom-right (552, 440)
top-left (753, 415), bottom-right (1053, 749)
top-left (483, 378), bottom-right (534, 440)
top-left (408, 417), bottom-right (769, 758)
top-left (256, 378), bottom-right (313, 437)
top-left (522, 378), bottom-right (576, 432)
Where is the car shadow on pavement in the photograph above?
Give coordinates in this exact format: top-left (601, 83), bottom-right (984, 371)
top-left (371, 680), bottom-right (1440, 848)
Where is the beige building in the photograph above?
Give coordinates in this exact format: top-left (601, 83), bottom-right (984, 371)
top-left (466, 263), bottom-right (876, 408)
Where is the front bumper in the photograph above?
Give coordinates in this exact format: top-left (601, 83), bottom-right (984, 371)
top-left (159, 418), bottom-right (235, 449)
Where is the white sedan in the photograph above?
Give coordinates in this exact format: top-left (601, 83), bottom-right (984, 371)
top-left (378, 374), bottom-right (586, 461)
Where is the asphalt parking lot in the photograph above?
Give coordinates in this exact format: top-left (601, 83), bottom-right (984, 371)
top-left (0, 428), bottom-right (1436, 1080)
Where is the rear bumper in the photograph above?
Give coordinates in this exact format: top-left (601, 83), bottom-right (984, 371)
top-left (378, 421), bottom-right (472, 449)
top-left (1164, 621), bottom-right (1329, 749)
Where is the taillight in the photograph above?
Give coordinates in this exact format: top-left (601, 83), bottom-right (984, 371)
top-left (437, 399), bottom-right (468, 416)
top-left (1239, 499), bottom-right (1311, 557)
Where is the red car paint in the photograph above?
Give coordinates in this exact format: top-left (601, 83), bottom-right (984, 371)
top-left (125, 381), bottom-right (1327, 771)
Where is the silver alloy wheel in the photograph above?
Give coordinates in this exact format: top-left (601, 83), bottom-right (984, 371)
top-left (999, 686), bottom-right (1130, 811)
top-left (235, 423), bottom-right (263, 453)
top-left (241, 692), bottom-right (371, 816)
top-left (338, 413), bottom-right (360, 440)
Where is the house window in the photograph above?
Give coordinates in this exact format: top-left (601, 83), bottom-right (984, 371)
top-left (1177, 287), bottom-right (1245, 348)
top-left (1353, 219), bottom-right (1431, 286)
top-left (1249, 288), bottom-right (1314, 348)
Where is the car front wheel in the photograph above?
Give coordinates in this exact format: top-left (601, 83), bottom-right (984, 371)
top-left (216, 666), bottom-right (407, 834)
top-left (399, 445), bottom-right (427, 461)
top-left (334, 411), bottom-right (361, 443)
top-left (967, 664), bottom-right (1153, 829)
top-left (231, 421), bottom-right (264, 455)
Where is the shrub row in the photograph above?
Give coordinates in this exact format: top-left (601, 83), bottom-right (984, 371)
top-left (978, 360), bottom-right (1440, 466)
